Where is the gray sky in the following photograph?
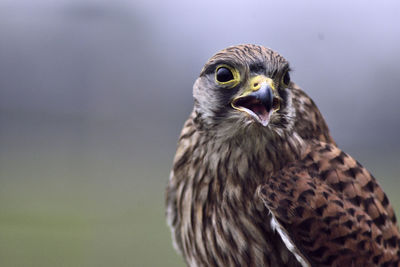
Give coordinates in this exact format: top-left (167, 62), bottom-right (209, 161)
top-left (1, 0), bottom-right (399, 151)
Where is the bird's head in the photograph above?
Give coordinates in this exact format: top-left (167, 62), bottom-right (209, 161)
top-left (193, 44), bottom-right (295, 139)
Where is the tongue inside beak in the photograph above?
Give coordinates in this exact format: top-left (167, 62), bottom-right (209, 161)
top-left (232, 96), bottom-right (270, 126)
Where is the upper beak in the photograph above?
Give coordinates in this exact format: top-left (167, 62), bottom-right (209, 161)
top-left (231, 76), bottom-right (280, 127)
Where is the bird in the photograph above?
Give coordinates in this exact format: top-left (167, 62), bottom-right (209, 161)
top-left (165, 44), bottom-right (400, 266)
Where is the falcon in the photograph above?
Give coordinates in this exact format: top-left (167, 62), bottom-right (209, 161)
top-left (166, 44), bottom-right (400, 266)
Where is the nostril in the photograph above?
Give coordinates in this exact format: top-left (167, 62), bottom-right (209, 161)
top-left (253, 83), bottom-right (259, 88)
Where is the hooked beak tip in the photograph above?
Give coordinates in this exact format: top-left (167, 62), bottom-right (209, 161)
top-left (231, 83), bottom-right (280, 126)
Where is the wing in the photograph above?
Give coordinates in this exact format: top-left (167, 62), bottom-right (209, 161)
top-left (290, 84), bottom-right (335, 145)
top-left (166, 116), bottom-right (196, 257)
top-left (258, 141), bottom-right (400, 266)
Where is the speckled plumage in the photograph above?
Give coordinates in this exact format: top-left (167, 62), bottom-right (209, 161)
top-left (166, 44), bottom-right (400, 266)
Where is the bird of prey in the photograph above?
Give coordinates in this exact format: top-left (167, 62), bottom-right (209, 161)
top-left (166, 44), bottom-right (400, 266)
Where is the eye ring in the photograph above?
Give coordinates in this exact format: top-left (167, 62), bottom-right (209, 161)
top-left (282, 71), bottom-right (291, 86)
top-left (215, 64), bottom-right (240, 88)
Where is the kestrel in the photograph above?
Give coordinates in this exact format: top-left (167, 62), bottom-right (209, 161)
top-left (166, 44), bottom-right (400, 266)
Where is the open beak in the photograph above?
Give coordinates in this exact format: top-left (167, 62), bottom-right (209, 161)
top-left (231, 76), bottom-right (280, 127)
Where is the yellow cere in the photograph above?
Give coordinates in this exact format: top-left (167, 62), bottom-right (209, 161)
top-left (235, 76), bottom-right (276, 98)
top-left (215, 64), bottom-right (241, 88)
top-left (248, 76), bottom-right (275, 91)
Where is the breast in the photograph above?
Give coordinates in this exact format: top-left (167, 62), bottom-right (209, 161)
top-left (169, 165), bottom-right (304, 267)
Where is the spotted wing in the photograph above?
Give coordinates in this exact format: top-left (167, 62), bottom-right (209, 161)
top-left (258, 141), bottom-right (400, 266)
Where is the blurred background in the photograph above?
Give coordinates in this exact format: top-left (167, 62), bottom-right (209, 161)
top-left (0, 0), bottom-right (399, 266)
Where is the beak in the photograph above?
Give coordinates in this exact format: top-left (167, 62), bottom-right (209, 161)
top-left (231, 76), bottom-right (280, 127)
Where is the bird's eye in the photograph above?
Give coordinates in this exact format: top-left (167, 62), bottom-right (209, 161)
top-left (216, 67), bottom-right (234, 82)
top-left (215, 65), bottom-right (240, 87)
top-left (282, 71), bottom-right (290, 86)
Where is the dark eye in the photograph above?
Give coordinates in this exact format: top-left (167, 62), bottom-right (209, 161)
top-left (216, 67), bottom-right (234, 83)
top-left (282, 71), bottom-right (290, 86)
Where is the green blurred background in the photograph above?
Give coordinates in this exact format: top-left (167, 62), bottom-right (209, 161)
top-left (0, 0), bottom-right (399, 266)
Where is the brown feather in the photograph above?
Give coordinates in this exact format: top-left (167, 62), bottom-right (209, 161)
top-left (166, 44), bottom-right (400, 267)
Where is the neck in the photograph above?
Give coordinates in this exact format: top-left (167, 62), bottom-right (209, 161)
top-left (191, 116), bottom-right (306, 185)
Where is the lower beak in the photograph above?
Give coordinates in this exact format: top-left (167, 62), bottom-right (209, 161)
top-left (231, 81), bottom-right (280, 127)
